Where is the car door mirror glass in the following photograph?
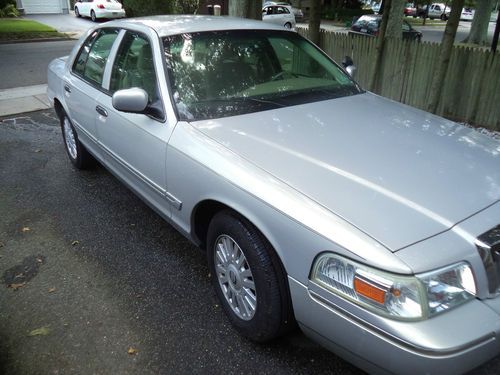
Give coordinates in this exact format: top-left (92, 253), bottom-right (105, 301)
top-left (112, 88), bottom-right (149, 113)
top-left (346, 65), bottom-right (357, 77)
top-left (342, 55), bottom-right (356, 77)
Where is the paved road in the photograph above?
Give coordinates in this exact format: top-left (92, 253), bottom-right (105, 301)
top-left (0, 40), bottom-right (76, 89)
top-left (1, 109), bottom-right (500, 374)
top-left (302, 19), bottom-right (497, 44)
top-left (419, 20), bottom-right (497, 43)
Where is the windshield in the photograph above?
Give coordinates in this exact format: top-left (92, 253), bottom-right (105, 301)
top-left (163, 30), bottom-right (361, 121)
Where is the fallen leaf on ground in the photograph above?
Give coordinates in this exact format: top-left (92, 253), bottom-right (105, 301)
top-left (48, 287), bottom-right (56, 293)
top-left (127, 347), bottom-right (138, 355)
top-left (28, 326), bottom-right (50, 336)
top-left (71, 240), bottom-right (79, 246)
top-left (21, 227), bottom-right (31, 232)
top-left (0, 242), bottom-right (4, 247)
top-left (8, 282), bottom-right (26, 290)
top-left (36, 257), bottom-right (43, 263)
top-left (34, 149), bottom-right (41, 153)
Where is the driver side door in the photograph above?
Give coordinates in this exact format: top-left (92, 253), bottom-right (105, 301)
top-left (95, 30), bottom-right (174, 218)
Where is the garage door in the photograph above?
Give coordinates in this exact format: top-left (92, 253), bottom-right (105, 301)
top-left (22, 0), bottom-right (62, 14)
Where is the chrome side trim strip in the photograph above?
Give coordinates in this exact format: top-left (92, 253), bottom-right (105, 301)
top-left (166, 192), bottom-right (182, 211)
top-left (98, 141), bottom-right (166, 198)
top-left (73, 121), bottom-right (98, 144)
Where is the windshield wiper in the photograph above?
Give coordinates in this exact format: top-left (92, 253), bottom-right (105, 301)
top-left (194, 97), bottom-right (286, 107)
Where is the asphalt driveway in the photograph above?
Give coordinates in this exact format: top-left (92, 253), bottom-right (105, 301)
top-left (25, 12), bottom-right (94, 36)
top-left (0, 109), bottom-right (365, 375)
top-left (1, 107), bottom-right (500, 374)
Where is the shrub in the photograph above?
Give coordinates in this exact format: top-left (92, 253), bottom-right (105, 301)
top-left (322, 7), bottom-right (374, 21)
top-left (0, 3), bottom-right (19, 17)
top-left (123, 0), bottom-right (175, 17)
top-left (0, 0), bottom-right (14, 9)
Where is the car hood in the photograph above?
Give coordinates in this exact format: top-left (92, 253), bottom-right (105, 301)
top-left (191, 92), bottom-right (500, 251)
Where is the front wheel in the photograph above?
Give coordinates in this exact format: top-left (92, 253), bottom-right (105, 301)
top-left (284, 22), bottom-right (292, 29)
top-left (91, 10), bottom-right (97, 22)
top-left (207, 211), bottom-right (294, 342)
top-left (74, 7), bottom-right (80, 17)
top-left (60, 113), bottom-right (95, 169)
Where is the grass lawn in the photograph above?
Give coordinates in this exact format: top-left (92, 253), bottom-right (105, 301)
top-left (404, 17), bottom-right (447, 27)
top-left (0, 18), bottom-right (68, 41)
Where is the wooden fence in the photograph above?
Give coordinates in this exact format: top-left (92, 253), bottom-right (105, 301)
top-left (298, 29), bottom-right (500, 131)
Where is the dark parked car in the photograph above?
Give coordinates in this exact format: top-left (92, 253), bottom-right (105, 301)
top-left (349, 15), bottom-right (422, 41)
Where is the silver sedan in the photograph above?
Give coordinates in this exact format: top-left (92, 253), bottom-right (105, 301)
top-left (47, 15), bottom-right (500, 374)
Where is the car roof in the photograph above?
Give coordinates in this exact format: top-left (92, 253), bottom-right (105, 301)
top-left (358, 14), bottom-right (382, 20)
top-left (104, 15), bottom-right (286, 37)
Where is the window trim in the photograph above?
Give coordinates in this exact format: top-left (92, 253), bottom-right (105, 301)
top-left (71, 27), bottom-right (121, 92)
top-left (105, 28), bottom-right (167, 122)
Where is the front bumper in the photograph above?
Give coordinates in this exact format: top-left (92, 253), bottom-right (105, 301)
top-left (289, 276), bottom-right (500, 374)
top-left (94, 9), bottom-right (126, 19)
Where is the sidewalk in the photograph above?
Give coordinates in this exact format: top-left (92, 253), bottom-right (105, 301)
top-left (0, 85), bottom-right (50, 117)
top-left (0, 13), bottom-right (85, 117)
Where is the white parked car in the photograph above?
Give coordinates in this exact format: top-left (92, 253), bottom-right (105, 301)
top-left (74, 0), bottom-right (126, 22)
top-left (262, 4), bottom-right (296, 29)
top-left (460, 8), bottom-right (475, 21)
top-left (263, 1), bottom-right (304, 21)
top-left (419, 3), bottom-right (451, 20)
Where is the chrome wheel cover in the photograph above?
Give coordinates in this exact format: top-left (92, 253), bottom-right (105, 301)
top-left (63, 117), bottom-right (77, 160)
top-left (214, 235), bottom-right (257, 320)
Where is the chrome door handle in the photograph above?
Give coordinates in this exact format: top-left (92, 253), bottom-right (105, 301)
top-left (96, 105), bottom-right (108, 117)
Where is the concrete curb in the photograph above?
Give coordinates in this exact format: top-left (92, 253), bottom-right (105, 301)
top-left (0, 31), bottom-right (80, 45)
top-left (0, 36), bottom-right (76, 45)
top-left (0, 84), bottom-right (51, 117)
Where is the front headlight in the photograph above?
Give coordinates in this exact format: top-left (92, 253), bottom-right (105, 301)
top-left (310, 254), bottom-right (476, 320)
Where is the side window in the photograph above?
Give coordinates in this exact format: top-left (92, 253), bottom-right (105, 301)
top-left (110, 32), bottom-right (159, 103)
top-left (73, 30), bottom-right (99, 76)
top-left (73, 28), bottom-right (119, 87)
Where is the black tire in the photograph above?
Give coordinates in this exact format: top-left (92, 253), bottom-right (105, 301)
top-left (207, 210), bottom-right (294, 342)
top-left (91, 10), bottom-right (96, 22)
top-left (284, 22), bottom-right (292, 29)
top-left (440, 14), bottom-right (448, 21)
top-left (74, 7), bottom-right (80, 17)
top-left (60, 112), bottom-right (95, 169)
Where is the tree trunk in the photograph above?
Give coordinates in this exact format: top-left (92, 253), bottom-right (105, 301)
top-left (427, 0), bottom-right (464, 113)
top-left (422, 0), bottom-right (431, 25)
top-left (463, 0), bottom-right (494, 45)
top-left (229, 0), bottom-right (261, 20)
top-left (385, 0), bottom-right (405, 39)
top-left (369, 0), bottom-right (392, 91)
top-left (492, 5), bottom-right (500, 52)
top-left (309, 0), bottom-right (321, 45)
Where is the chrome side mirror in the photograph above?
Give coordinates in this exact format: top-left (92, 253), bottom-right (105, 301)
top-left (112, 88), bottom-right (149, 113)
top-left (342, 55), bottom-right (357, 78)
top-left (346, 65), bottom-right (357, 77)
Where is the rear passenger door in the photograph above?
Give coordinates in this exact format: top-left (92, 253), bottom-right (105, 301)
top-left (65, 28), bottom-right (120, 159)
